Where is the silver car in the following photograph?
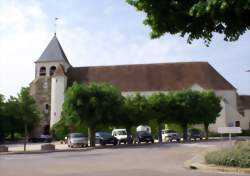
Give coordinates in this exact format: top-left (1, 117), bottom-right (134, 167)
top-left (67, 133), bottom-right (88, 148)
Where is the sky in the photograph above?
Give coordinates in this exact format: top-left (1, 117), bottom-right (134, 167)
top-left (0, 0), bottom-right (249, 98)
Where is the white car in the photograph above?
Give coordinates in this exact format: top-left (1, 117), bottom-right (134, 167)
top-left (112, 129), bottom-right (128, 144)
top-left (162, 129), bottom-right (181, 142)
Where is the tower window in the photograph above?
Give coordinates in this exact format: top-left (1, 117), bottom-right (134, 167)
top-left (44, 104), bottom-right (49, 114)
top-left (50, 66), bottom-right (56, 76)
top-left (40, 67), bottom-right (46, 76)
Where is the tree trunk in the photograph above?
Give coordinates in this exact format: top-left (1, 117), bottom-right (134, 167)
top-left (24, 122), bottom-right (27, 151)
top-left (182, 123), bottom-right (188, 141)
top-left (126, 127), bottom-right (132, 144)
top-left (88, 127), bottom-right (95, 147)
top-left (11, 131), bottom-right (14, 141)
top-left (157, 122), bottom-right (162, 143)
top-left (204, 123), bottom-right (209, 140)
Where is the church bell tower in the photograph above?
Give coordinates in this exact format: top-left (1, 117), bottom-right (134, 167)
top-left (30, 34), bottom-right (70, 137)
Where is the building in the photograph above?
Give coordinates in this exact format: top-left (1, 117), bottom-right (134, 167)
top-left (30, 34), bottom-right (250, 136)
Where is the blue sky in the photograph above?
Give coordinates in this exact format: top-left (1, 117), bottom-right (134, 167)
top-left (0, 0), bottom-right (249, 98)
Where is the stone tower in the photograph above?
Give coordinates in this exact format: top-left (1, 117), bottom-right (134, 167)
top-left (30, 34), bottom-right (70, 137)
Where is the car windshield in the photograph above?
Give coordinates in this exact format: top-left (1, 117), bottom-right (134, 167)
top-left (166, 130), bottom-right (176, 133)
top-left (189, 129), bottom-right (200, 134)
top-left (70, 133), bottom-right (84, 138)
top-left (97, 132), bottom-right (112, 138)
top-left (117, 131), bottom-right (127, 135)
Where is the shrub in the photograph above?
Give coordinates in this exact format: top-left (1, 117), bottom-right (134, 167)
top-left (205, 141), bottom-right (250, 168)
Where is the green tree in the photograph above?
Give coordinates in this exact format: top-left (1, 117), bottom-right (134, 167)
top-left (18, 87), bottom-right (40, 151)
top-left (4, 96), bottom-right (23, 140)
top-left (148, 93), bottom-right (173, 143)
top-left (63, 83), bottom-right (123, 147)
top-left (198, 91), bottom-right (222, 139)
top-left (0, 94), bottom-right (5, 142)
top-left (120, 94), bottom-right (149, 143)
top-left (171, 90), bottom-right (202, 140)
top-left (127, 0), bottom-right (250, 45)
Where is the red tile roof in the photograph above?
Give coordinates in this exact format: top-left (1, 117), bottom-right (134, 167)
top-left (67, 62), bottom-right (236, 91)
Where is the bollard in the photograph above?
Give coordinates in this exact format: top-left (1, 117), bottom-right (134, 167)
top-left (41, 144), bottom-right (55, 151)
top-left (0, 145), bottom-right (8, 152)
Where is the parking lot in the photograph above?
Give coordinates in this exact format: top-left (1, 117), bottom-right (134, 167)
top-left (1, 140), bottom-right (246, 176)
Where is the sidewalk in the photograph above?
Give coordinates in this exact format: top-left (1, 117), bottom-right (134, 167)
top-left (0, 142), bottom-right (95, 155)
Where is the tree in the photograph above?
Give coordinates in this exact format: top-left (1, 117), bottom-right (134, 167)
top-left (120, 94), bottom-right (149, 143)
top-left (3, 96), bottom-right (23, 140)
top-left (18, 87), bottom-right (40, 151)
top-left (197, 91), bottom-right (222, 139)
top-left (170, 90), bottom-right (202, 140)
top-left (127, 0), bottom-right (250, 45)
top-left (0, 94), bottom-right (5, 142)
top-left (63, 83), bottom-right (123, 147)
top-left (148, 93), bottom-right (175, 143)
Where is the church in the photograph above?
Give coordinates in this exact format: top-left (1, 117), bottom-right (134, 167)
top-left (30, 34), bottom-right (250, 137)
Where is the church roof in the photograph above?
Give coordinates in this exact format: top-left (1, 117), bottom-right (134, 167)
top-left (35, 34), bottom-right (70, 64)
top-left (67, 62), bottom-right (236, 91)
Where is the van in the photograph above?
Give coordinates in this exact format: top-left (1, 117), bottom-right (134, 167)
top-left (112, 129), bottom-right (128, 144)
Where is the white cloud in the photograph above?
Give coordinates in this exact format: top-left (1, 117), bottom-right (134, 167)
top-left (0, 1), bottom-right (50, 98)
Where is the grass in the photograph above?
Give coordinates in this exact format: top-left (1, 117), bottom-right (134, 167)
top-left (205, 141), bottom-right (250, 168)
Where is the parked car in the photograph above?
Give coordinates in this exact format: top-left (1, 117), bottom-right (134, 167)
top-left (161, 129), bottom-right (181, 142)
top-left (112, 129), bottom-right (128, 144)
top-left (187, 129), bottom-right (204, 140)
top-left (134, 131), bottom-right (154, 144)
top-left (29, 134), bottom-right (52, 143)
top-left (67, 133), bottom-right (88, 148)
top-left (95, 132), bottom-right (118, 146)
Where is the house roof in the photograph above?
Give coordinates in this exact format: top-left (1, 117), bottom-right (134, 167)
top-left (35, 34), bottom-right (70, 64)
top-left (67, 62), bottom-right (236, 91)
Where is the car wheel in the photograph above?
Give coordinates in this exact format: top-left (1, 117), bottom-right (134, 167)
top-left (151, 140), bottom-right (154, 143)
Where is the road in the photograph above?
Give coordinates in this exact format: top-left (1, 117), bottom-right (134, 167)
top-left (0, 141), bottom-right (246, 176)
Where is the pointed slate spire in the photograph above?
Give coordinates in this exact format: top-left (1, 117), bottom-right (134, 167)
top-left (36, 34), bottom-right (70, 64)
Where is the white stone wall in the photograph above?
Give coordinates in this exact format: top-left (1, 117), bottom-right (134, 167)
top-left (215, 90), bottom-right (237, 109)
top-left (50, 75), bottom-right (67, 127)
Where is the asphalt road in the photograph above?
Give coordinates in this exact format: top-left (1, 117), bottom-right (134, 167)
top-left (0, 141), bottom-right (246, 176)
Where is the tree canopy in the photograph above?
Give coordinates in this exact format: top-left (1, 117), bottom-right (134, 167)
top-left (61, 83), bottom-right (123, 146)
top-left (127, 0), bottom-right (250, 45)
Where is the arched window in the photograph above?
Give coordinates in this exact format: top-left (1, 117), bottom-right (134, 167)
top-left (39, 67), bottom-right (46, 76)
top-left (50, 66), bottom-right (56, 76)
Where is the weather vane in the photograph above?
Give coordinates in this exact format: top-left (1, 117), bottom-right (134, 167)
top-left (54, 17), bottom-right (59, 35)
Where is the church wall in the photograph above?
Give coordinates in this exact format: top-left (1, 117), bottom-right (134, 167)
top-left (50, 75), bottom-right (67, 127)
top-left (215, 90), bottom-right (237, 109)
top-left (30, 76), bottom-right (51, 137)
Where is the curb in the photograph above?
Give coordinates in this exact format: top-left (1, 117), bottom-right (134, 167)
top-left (184, 151), bottom-right (250, 174)
top-left (0, 142), bottom-right (155, 155)
top-left (0, 147), bottom-right (95, 155)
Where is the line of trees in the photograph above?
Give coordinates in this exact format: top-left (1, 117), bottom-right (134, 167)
top-left (0, 87), bottom-right (39, 144)
top-left (53, 83), bottom-right (222, 146)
